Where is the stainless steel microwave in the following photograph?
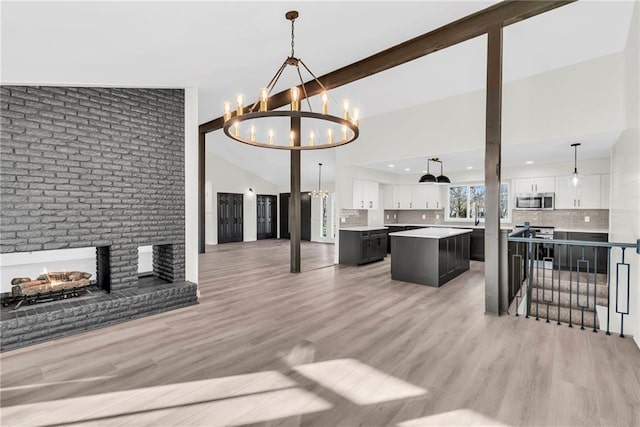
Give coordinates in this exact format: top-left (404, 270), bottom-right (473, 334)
top-left (515, 193), bottom-right (555, 210)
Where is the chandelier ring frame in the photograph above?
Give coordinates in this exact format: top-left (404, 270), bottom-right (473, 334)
top-left (222, 110), bottom-right (359, 151)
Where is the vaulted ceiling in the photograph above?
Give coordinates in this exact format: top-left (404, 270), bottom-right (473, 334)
top-left (2, 1), bottom-right (635, 188)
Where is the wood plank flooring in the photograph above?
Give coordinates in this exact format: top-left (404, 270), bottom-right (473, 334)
top-left (1, 239), bottom-right (639, 426)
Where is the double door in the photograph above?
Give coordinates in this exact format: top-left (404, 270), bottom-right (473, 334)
top-left (217, 193), bottom-right (243, 243)
top-left (257, 195), bottom-right (277, 240)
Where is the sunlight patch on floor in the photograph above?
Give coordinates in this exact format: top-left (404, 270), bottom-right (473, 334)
top-left (293, 358), bottom-right (427, 405)
top-left (1, 370), bottom-right (327, 426)
top-left (397, 409), bottom-right (509, 426)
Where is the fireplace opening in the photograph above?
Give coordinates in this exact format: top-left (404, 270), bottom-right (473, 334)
top-left (137, 243), bottom-right (176, 288)
top-left (0, 247), bottom-right (110, 310)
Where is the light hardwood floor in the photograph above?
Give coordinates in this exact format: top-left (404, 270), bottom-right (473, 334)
top-left (1, 240), bottom-right (639, 426)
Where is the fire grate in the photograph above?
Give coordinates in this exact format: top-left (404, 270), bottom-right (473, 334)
top-left (2, 271), bottom-right (92, 310)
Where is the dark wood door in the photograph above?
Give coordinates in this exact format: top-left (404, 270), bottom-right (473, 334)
top-left (218, 192), bottom-right (243, 243)
top-left (257, 195), bottom-right (277, 240)
top-left (279, 192), bottom-right (311, 241)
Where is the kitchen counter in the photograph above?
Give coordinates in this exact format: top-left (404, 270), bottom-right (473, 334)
top-left (389, 227), bottom-right (472, 239)
top-left (385, 223), bottom-right (513, 230)
top-left (553, 228), bottom-right (608, 234)
top-left (339, 226), bottom-right (388, 232)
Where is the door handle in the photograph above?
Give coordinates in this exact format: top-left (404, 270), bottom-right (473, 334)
top-left (361, 201), bottom-right (364, 208)
top-left (578, 199), bottom-right (580, 207)
top-left (369, 201), bottom-right (373, 208)
top-left (410, 202), bottom-right (412, 208)
top-left (573, 199), bottom-right (576, 207)
top-left (426, 202), bottom-right (428, 208)
top-left (397, 202), bottom-right (400, 208)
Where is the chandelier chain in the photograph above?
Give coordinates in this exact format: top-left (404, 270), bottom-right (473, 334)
top-left (290, 17), bottom-right (295, 58)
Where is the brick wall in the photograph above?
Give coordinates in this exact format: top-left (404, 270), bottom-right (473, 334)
top-left (0, 86), bottom-right (185, 291)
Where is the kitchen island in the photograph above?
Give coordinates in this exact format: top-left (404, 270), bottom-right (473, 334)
top-left (390, 227), bottom-right (472, 287)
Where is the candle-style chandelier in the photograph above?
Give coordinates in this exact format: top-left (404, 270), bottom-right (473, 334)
top-left (222, 10), bottom-right (360, 150)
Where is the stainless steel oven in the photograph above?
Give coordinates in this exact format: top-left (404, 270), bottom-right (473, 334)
top-left (515, 193), bottom-right (554, 210)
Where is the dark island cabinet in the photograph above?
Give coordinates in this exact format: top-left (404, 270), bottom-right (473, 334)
top-left (339, 229), bottom-right (388, 266)
top-left (470, 229), bottom-right (485, 261)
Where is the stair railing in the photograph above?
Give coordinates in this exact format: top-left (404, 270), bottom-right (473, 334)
top-left (507, 233), bottom-right (639, 337)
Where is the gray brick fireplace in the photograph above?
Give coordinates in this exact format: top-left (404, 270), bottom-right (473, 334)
top-left (0, 86), bottom-right (197, 351)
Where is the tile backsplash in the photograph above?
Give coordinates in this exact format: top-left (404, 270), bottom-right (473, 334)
top-left (511, 209), bottom-right (609, 230)
top-left (383, 209), bottom-right (609, 231)
top-left (339, 209), bottom-right (368, 227)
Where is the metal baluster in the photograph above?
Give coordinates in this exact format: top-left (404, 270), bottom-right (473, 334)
top-left (526, 240), bottom-right (533, 319)
top-left (606, 246), bottom-right (611, 335)
top-left (616, 247), bottom-right (630, 338)
top-left (569, 245), bottom-right (573, 328)
top-left (531, 243), bottom-right (540, 320)
top-left (593, 246), bottom-right (598, 333)
top-left (557, 241), bottom-right (561, 325)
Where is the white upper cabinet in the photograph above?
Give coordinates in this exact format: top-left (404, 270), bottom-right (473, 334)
top-left (555, 174), bottom-right (601, 209)
top-left (427, 185), bottom-right (442, 210)
top-left (392, 185), bottom-right (412, 209)
top-left (352, 179), bottom-right (379, 210)
top-left (381, 184), bottom-right (395, 210)
top-left (514, 177), bottom-right (555, 194)
top-left (411, 185), bottom-right (428, 209)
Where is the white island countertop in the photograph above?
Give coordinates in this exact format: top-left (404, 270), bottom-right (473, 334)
top-left (339, 226), bottom-right (389, 232)
top-left (389, 227), bottom-right (473, 239)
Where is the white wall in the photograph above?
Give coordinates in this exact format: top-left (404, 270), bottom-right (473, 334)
top-left (185, 87), bottom-right (199, 285)
top-left (609, 2), bottom-right (640, 344)
top-left (205, 152), bottom-right (280, 245)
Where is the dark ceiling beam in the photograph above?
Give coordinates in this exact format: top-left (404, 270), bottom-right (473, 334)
top-left (199, 0), bottom-right (575, 134)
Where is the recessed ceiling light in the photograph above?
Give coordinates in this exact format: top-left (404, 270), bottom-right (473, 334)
top-left (466, 166), bottom-right (473, 170)
top-left (404, 168), bottom-right (410, 171)
top-left (422, 170), bottom-right (427, 173)
top-left (388, 164), bottom-right (395, 168)
top-left (526, 160), bottom-right (534, 165)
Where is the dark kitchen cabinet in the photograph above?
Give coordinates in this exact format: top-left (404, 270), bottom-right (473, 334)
top-left (339, 229), bottom-right (388, 265)
top-left (554, 231), bottom-right (608, 273)
top-left (470, 229), bottom-right (485, 261)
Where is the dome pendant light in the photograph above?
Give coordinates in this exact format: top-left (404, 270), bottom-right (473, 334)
top-left (419, 158), bottom-right (437, 183)
top-left (435, 158), bottom-right (451, 184)
top-left (569, 143), bottom-right (582, 187)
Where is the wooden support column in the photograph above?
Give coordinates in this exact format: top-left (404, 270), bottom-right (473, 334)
top-left (198, 130), bottom-right (206, 254)
top-left (290, 116), bottom-right (301, 273)
top-left (484, 25), bottom-right (503, 315)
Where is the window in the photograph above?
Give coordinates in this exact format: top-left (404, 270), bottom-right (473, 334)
top-left (448, 183), bottom-right (509, 220)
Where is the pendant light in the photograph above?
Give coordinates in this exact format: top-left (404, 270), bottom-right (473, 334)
top-left (311, 163), bottom-right (330, 198)
top-left (435, 158), bottom-right (451, 184)
top-left (419, 158), bottom-right (437, 183)
top-left (570, 143), bottom-right (582, 187)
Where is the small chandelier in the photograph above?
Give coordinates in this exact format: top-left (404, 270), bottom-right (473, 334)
top-left (419, 158), bottom-right (450, 184)
top-left (222, 11), bottom-right (360, 150)
top-left (569, 142), bottom-right (582, 187)
top-left (311, 163), bottom-right (330, 198)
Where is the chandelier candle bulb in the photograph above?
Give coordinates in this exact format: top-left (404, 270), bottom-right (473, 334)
top-left (343, 99), bottom-right (350, 120)
top-left (309, 130), bottom-right (315, 146)
top-left (233, 122), bottom-right (240, 137)
top-left (250, 125), bottom-right (256, 142)
top-left (342, 125), bottom-right (348, 140)
top-left (259, 88), bottom-right (269, 112)
top-left (290, 87), bottom-right (300, 111)
top-left (223, 102), bottom-right (232, 122)
top-left (268, 129), bottom-right (274, 145)
top-left (290, 130), bottom-right (295, 146)
top-left (236, 94), bottom-right (244, 116)
top-left (352, 108), bottom-right (360, 126)
top-left (327, 128), bottom-right (333, 144)
top-left (321, 91), bottom-right (329, 114)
